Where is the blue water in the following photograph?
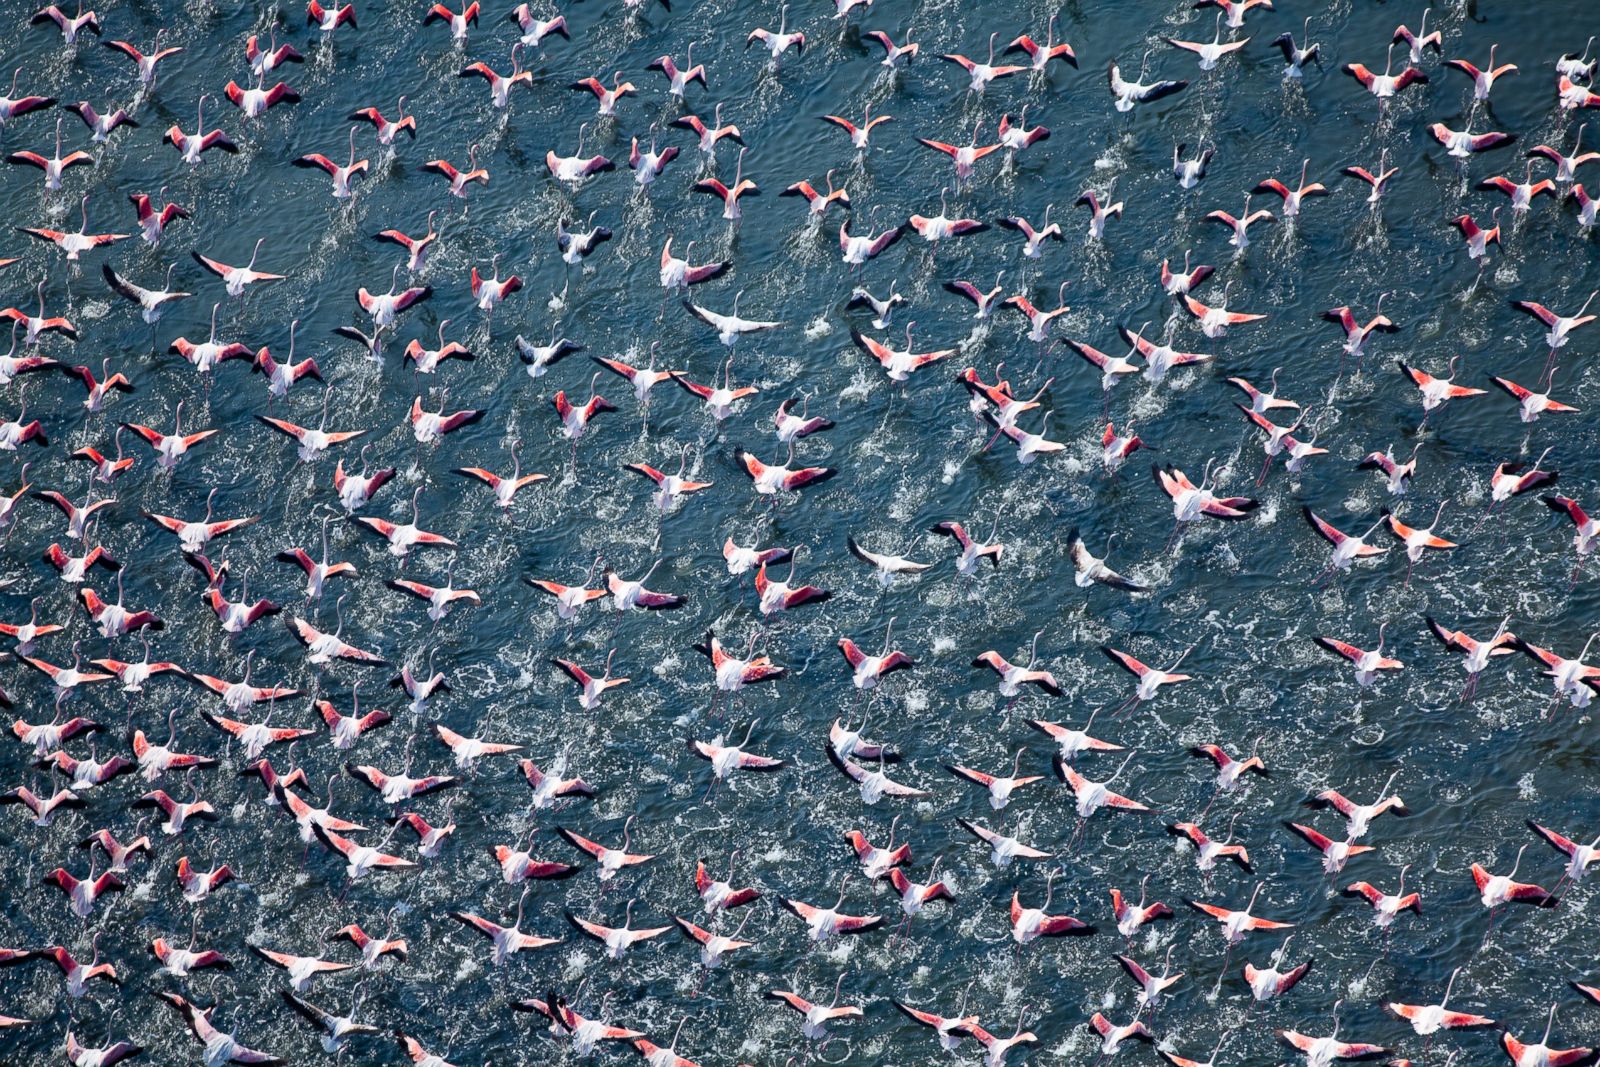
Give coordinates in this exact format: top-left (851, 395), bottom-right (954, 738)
top-left (1, 0), bottom-right (1600, 1063)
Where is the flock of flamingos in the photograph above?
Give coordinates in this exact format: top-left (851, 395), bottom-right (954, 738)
top-left (0, 0), bottom-right (1598, 1064)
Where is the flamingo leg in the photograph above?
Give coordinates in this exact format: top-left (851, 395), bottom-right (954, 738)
top-left (1163, 522), bottom-right (1185, 555)
top-left (1479, 906), bottom-right (1502, 950)
top-left (1209, 943), bottom-right (1234, 998)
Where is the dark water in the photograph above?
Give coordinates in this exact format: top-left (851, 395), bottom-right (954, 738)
top-left (2, 0), bottom-right (1600, 1063)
